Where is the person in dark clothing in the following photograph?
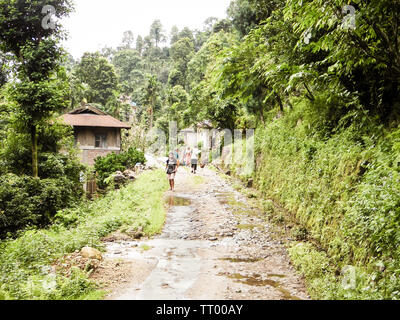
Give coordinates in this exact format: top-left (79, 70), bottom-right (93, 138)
top-left (166, 152), bottom-right (178, 191)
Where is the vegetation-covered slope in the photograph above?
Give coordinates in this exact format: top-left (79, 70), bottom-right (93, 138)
top-left (0, 169), bottom-right (168, 300)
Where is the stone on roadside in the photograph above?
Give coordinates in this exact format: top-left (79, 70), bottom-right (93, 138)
top-left (113, 171), bottom-right (127, 184)
top-left (123, 170), bottom-right (136, 180)
top-left (81, 247), bottom-right (103, 260)
top-left (125, 226), bottom-right (144, 239)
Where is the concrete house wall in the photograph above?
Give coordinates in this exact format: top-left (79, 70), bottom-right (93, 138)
top-left (74, 126), bottom-right (122, 166)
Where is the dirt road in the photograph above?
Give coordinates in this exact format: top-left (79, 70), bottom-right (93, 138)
top-left (100, 166), bottom-right (309, 300)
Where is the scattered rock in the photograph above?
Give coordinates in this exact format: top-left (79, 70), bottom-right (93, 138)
top-left (113, 171), bottom-right (127, 184)
top-left (125, 226), bottom-right (144, 239)
top-left (123, 170), bottom-right (136, 180)
top-left (81, 247), bottom-right (103, 261)
top-left (101, 230), bottom-right (132, 242)
top-left (85, 259), bottom-right (100, 271)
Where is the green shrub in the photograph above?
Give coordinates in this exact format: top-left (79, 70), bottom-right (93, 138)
top-left (0, 173), bottom-right (83, 238)
top-left (94, 147), bottom-right (146, 188)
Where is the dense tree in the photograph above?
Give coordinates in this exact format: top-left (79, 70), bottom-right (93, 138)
top-left (74, 52), bottom-right (119, 109)
top-left (0, 0), bottom-right (73, 178)
top-left (169, 38), bottom-right (195, 88)
top-left (204, 17), bottom-right (219, 32)
top-left (178, 27), bottom-right (195, 43)
top-left (284, 0), bottom-right (400, 122)
top-left (166, 85), bottom-right (189, 125)
top-left (142, 75), bottom-right (160, 130)
top-left (100, 46), bottom-right (115, 61)
top-left (212, 19), bottom-right (233, 33)
top-left (227, 0), bottom-right (282, 36)
top-left (112, 49), bottom-right (143, 83)
top-left (185, 31), bottom-right (238, 128)
top-left (0, 55), bottom-right (8, 88)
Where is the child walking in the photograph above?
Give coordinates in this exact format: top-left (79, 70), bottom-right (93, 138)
top-left (166, 152), bottom-right (178, 191)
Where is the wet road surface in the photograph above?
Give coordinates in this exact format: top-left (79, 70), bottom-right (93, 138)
top-left (104, 167), bottom-right (310, 300)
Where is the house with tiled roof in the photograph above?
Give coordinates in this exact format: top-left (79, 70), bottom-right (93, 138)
top-left (60, 104), bottom-right (131, 165)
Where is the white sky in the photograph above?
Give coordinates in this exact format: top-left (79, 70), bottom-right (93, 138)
top-left (62, 0), bottom-right (232, 59)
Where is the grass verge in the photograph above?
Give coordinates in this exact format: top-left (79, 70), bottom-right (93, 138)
top-left (0, 169), bottom-right (168, 300)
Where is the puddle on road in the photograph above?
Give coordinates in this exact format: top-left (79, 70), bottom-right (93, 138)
top-left (165, 196), bottom-right (192, 207)
top-left (267, 273), bottom-right (286, 278)
top-left (216, 193), bottom-right (245, 207)
top-left (219, 272), bottom-right (300, 300)
top-left (106, 239), bottom-right (211, 300)
top-left (105, 183), bottom-right (304, 300)
top-left (106, 192), bottom-right (211, 300)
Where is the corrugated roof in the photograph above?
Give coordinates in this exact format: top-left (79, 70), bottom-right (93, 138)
top-left (60, 113), bottom-right (131, 129)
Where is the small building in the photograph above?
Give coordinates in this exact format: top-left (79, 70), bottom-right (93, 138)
top-left (60, 105), bottom-right (131, 165)
top-left (180, 121), bottom-right (214, 149)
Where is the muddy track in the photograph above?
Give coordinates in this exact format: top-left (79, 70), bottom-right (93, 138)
top-left (101, 166), bottom-right (310, 300)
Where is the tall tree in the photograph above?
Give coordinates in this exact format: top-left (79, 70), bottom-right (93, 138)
top-left (170, 26), bottom-right (180, 45)
top-left (0, 0), bottom-right (73, 178)
top-left (150, 19), bottom-right (166, 47)
top-left (74, 52), bottom-right (119, 109)
top-left (178, 27), bottom-right (195, 43)
top-left (204, 17), bottom-right (219, 32)
top-left (169, 37), bottom-right (195, 88)
top-left (136, 35), bottom-right (144, 56)
top-left (143, 74), bottom-right (159, 130)
top-left (112, 49), bottom-right (143, 83)
top-left (121, 30), bottom-right (135, 49)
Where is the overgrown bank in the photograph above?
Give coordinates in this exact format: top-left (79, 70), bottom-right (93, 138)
top-left (0, 169), bottom-right (168, 300)
top-left (226, 102), bottom-right (400, 300)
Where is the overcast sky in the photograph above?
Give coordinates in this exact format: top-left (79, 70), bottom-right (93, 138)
top-left (62, 0), bottom-right (232, 59)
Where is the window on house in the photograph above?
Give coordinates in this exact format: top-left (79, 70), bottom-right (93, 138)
top-left (95, 134), bottom-right (107, 148)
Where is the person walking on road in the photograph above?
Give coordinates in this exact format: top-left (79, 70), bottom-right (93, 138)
top-left (184, 147), bottom-right (192, 167)
top-left (191, 147), bottom-right (200, 174)
top-left (166, 152), bottom-right (178, 191)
